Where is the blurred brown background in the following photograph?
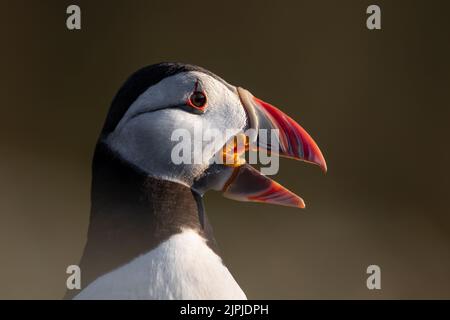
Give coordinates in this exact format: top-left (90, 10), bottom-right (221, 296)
top-left (1, 0), bottom-right (449, 299)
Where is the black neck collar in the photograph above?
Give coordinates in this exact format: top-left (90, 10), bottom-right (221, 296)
top-left (64, 142), bottom-right (219, 299)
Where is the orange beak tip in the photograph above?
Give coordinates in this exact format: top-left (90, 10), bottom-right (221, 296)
top-left (313, 150), bottom-right (328, 174)
top-left (292, 196), bottom-right (305, 209)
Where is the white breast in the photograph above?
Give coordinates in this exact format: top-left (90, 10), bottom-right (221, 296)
top-left (74, 229), bottom-right (247, 300)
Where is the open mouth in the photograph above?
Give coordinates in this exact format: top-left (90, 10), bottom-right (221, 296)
top-left (214, 88), bottom-right (327, 209)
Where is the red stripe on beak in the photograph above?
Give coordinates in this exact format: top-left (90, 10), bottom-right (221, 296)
top-left (252, 96), bottom-right (327, 172)
top-left (203, 87), bottom-right (328, 209)
top-left (223, 164), bottom-right (305, 208)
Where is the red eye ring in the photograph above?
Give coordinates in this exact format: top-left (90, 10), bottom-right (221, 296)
top-left (187, 80), bottom-right (208, 112)
top-left (188, 91), bottom-right (207, 110)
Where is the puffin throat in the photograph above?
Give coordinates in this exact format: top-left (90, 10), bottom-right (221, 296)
top-left (64, 142), bottom-right (218, 299)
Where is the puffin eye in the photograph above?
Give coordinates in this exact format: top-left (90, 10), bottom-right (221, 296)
top-left (188, 91), bottom-right (207, 110)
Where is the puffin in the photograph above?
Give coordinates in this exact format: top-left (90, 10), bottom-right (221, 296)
top-left (66, 62), bottom-right (326, 300)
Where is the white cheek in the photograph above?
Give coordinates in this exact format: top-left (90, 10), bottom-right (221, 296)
top-left (199, 73), bottom-right (247, 144)
top-left (106, 109), bottom-right (209, 186)
top-left (105, 72), bottom-right (247, 185)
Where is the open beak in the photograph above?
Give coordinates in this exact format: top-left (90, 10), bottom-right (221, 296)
top-left (219, 87), bottom-right (327, 209)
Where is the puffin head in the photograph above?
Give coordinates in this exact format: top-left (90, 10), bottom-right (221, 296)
top-left (102, 62), bottom-right (326, 208)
